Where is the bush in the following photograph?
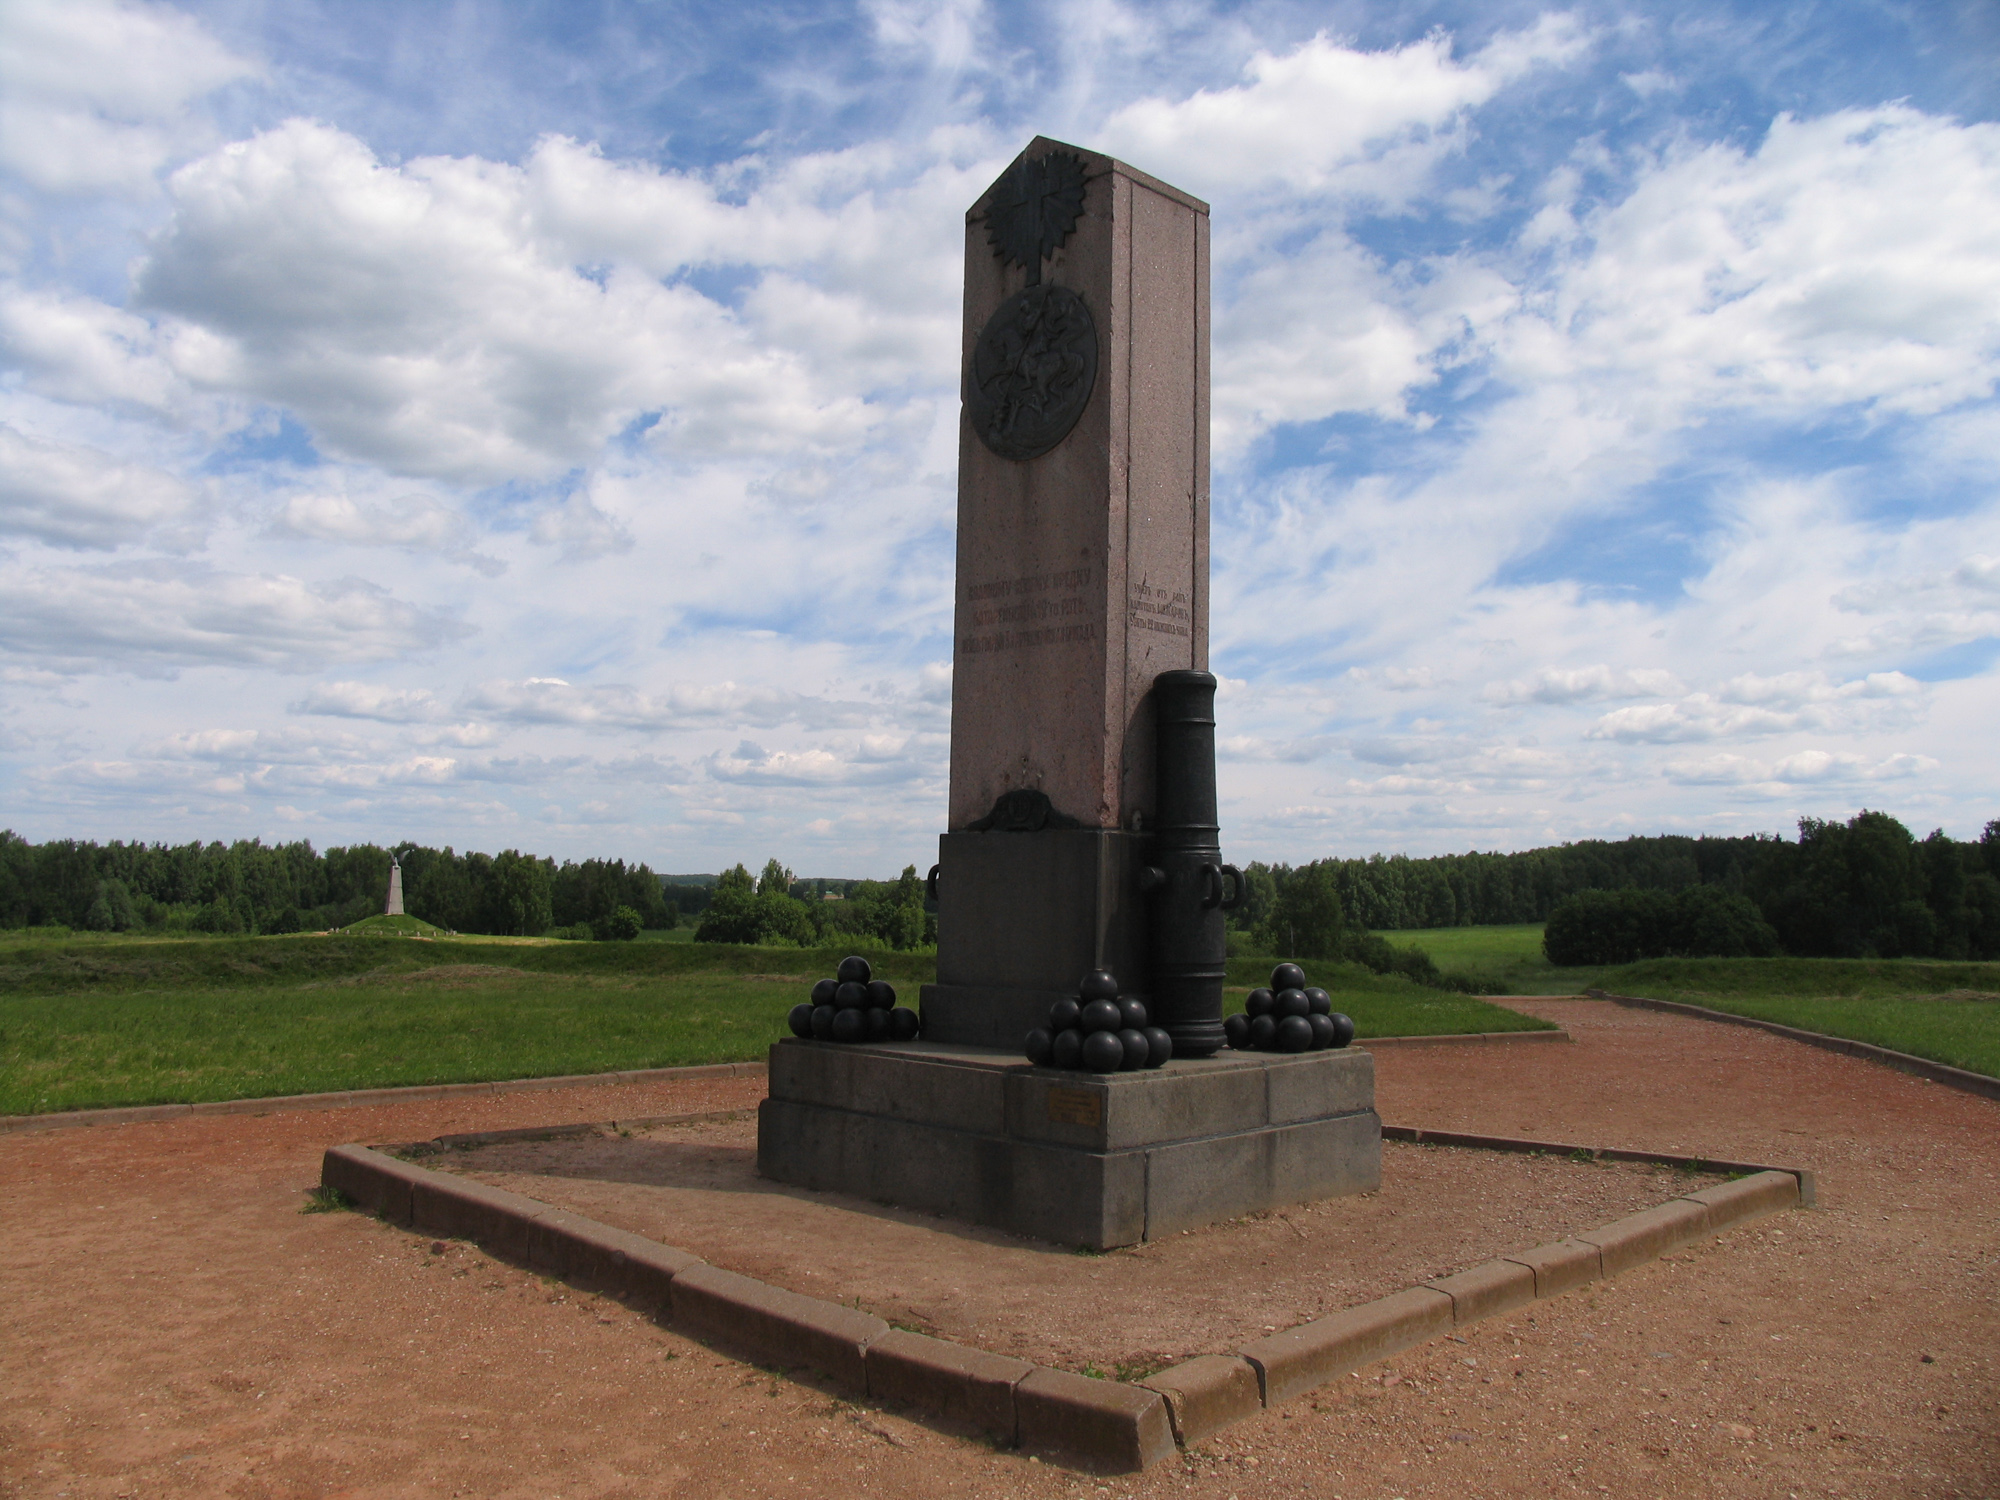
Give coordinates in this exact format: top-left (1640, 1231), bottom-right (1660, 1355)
top-left (1544, 886), bottom-right (1780, 966)
top-left (594, 905), bottom-right (643, 942)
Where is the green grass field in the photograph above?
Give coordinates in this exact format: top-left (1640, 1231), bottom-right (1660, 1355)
top-left (1378, 923), bottom-right (1618, 994)
top-left (1, 934), bottom-right (1545, 1114)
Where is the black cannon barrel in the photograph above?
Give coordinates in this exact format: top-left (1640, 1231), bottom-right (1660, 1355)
top-left (1144, 669), bottom-right (1238, 1057)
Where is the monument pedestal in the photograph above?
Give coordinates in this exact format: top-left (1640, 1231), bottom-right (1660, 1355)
top-left (923, 827), bottom-right (1150, 1049)
top-left (756, 1038), bottom-right (1381, 1249)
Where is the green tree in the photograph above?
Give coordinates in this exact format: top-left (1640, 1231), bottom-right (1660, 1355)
top-left (695, 864), bottom-right (761, 943)
top-left (484, 850), bottom-right (554, 936)
top-left (1258, 860), bottom-right (1345, 960)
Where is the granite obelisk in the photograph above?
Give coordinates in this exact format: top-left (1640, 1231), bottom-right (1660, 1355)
top-left (757, 140), bottom-right (1379, 1249)
top-left (922, 136), bottom-right (1215, 1053)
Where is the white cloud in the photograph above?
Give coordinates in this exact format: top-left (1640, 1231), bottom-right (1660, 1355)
top-left (529, 491), bottom-right (633, 561)
top-left (0, 288), bottom-right (207, 415)
top-left (457, 677), bottom-right (875, 732)
top-left (0, 565), bottom-right (468, 671)
top-left (273, 490), bottom-right (505, 575)
top-left (705, 738), bottom-right (928, 787)
top-left (126, 121), bottom-right (961, 483)
top-left (1525, 107), bottom-right (2000, 424)
top-left (1664, 750), bottom-right (1936, 786)
top-left (0, 423), bottom-right (194, 547)
top-left (1484, 663), bottom-right (1684, 705)
top-left (288, 681), bottom-right (446, 722)
top-left (0, 0), bottom-right (254, 195)
top-left (1586, 672), bottom-right (1925, 743)
top-left (1099, 19), bottom-right (1588, 201)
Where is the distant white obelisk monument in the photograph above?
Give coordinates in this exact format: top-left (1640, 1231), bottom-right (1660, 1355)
top-left (384, 853), bottom-right (405, 917)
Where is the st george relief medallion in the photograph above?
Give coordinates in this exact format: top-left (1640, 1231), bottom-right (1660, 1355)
top-left (966, 150), bottom-right (1099, 462)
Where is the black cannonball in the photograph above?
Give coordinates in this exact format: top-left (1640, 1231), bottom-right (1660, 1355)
top-left (865, 1006), bottom-right (892, 1041)
top-left (1304, 986), bottom-right (1332, 1016)
top-left (1275, 986), bottom-right (1310, 1020)
top-left (1080, 1028), bottom-right (1125, 1074)
top-left (810, 1004), bottom-right (836, 1039)
top-left (865, 979), bottom-right (897, 1010)
top-left (787, 1003), bottom-right (815, 1038)
top-left (834, 981), bottom-right (868, 1009)
top-left (1077, 969), bottom-right (1120, 1002)
top-left (1248, 1014), bottom-right (1278, 1050)
top-left (1080, 998), bottom-right (1123, 1033)
top-left (1277, 1014), bottom-right (1314, 1053)
top-left (837, 954), bottom-right (873, 984)
top-left (1222, 1012), bottom-right (1251, 1050)
top-left (1329, 1012), bottom-right (1356, 1048)
top-left (1118, 996), bottom-right (1149, 1030)
top-left (1141, 1025), bottom-right (1173, 1069)
top-left (1048, 996), bottom-right (1082, 1032)
top-left (830, 1006), bottom-right (868, 1043)
top-left (1244, 987), bottom-right (1275, 1018)
top-left (1117, 1027), bottom-right (1149, 1071)
top-left (1052, 1026), bottom-right (1084, 1069)
top-left (810, 977), bottom-right (839, 1006)
top-left (888, 1006), bottom-right (922, 1041)
top-left (1271, 962), bottom-right (1307, 992)
top-left (1024, 1027), bottom-right (1055, 1067)
top-left (1307, 1013), bottom-right (1337, 1049)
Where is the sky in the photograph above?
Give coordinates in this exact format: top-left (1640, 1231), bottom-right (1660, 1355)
top-left (1, 0), bottom-right (1996, 877)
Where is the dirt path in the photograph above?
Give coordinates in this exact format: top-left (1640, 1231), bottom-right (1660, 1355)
top-left (2, 999), bottom-right (1995, 1499)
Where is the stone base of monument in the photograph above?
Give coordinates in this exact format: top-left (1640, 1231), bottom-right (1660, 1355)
top-left (755, 1038), bottom-right (1381, 1250)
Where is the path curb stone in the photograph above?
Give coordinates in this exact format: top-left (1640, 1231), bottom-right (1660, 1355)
top-left (318, 1120), bottom-right (1811, 1473)
top-left (864, 1329), bottom-right (1034, 1443)
top-left (1139, 1355), bottom-right (1263, 1446)
top-left (1425, 1258), bottom-right (1538, 1325)
top-left (1014, 1367), bottom-right (1176, 1473)
top-left (1237, 1287), bottom-right (1455, 1406)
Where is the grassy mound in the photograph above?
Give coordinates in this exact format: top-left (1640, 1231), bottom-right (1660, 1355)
top-left (340, 913), bottom-right (449, 937)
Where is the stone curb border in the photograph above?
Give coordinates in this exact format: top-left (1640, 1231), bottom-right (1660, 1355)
top-left (1378, 1125), bottom-right (1818, 1206)
top-left (1592, 990), bottom-right (2000, 1103)
top-left (318, 1128), bottom-right (1808, 1473)
top-left (1, 1028), bottom-right (1569, 1137)
top-left (0, 1062), bottom-right (769, 1137)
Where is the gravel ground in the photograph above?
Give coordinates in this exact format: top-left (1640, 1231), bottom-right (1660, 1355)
top-left (1, 998), bottom-right (1994, 1499)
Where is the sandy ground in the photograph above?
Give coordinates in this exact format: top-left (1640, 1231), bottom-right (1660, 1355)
top-left (438, 1125), bottom-right (1727, 1374)
top-left (1, 998), bottom-right (1995, 1499)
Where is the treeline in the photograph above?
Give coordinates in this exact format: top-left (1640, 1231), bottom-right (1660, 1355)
top-left (694, 860), bottom-right (936, 951)
top-left (1239, 811), bottom-right (2000, 964)
top-left (1234, 835), bottom-right (1778, 933)
top-left (0, 832), bottom-right (692, 938)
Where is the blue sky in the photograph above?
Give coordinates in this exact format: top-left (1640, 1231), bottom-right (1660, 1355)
top-left (1, 0), bottom-right (1995, 874)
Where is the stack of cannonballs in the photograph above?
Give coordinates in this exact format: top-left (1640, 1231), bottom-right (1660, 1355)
top-left (1022, 970), bottom-right (1173, 1073)
top-left (1223, 962), bottom-right (1356, 1053)
top-left (787, 954), bottom-right (922, 1044)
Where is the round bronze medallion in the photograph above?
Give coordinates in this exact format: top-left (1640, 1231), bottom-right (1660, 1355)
top-left (965, 281), bottom-right (1098, 461)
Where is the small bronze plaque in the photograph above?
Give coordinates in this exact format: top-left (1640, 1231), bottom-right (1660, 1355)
top-left (1045, 1086), bottom-right (1103, 1128)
